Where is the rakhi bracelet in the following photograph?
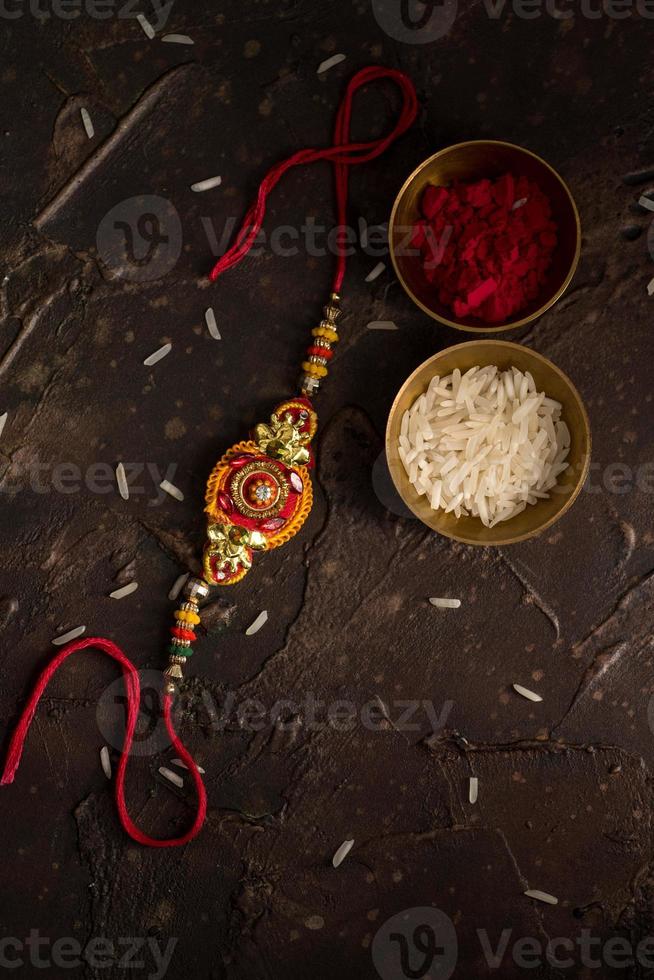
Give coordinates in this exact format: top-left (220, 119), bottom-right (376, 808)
top-left (1, 65), bottom-right (418, 847)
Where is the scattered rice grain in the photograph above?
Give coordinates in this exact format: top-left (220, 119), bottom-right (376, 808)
top-left (170, 758), bottom-right (206, 774)
top-left (469, 776), bottom-right (478, 804)
top-left (52, 625), bottom-right (86, 645)
top-left (168, 572), bottom-right (189, 600)
top-left (317, 53), bottom-right (346, 74)
top-left (429, 597), bottom-right (461, 609)
top-left (205, 307), bottom-right (221, 339)
top-left (137, 13), bottom-right (155, 37)
top-left (638, 195), bottom-right (654, 212)
top-left (115, 462), bottom-right (129, 501)
top-left (162, 33), bottom-right (194, 44)
top-left (191, 175), bottom-right (223, 192)
top-left (524, 889), bottom-right (558, 906)
top-left (144, 343), bottom-right (172, 366)
top-left (246, 610), bottom-right (268, 636)
top-left (513, 683), bottom-right (543, 703)
top-left (647, 276), bottom-right (654, 297)
top-left (100, 746), bottom-right (112, 779)
top-left (160, 479), bottom-right (184, 501)
top-left (159, 766), bottom-right (184, 788)
top-left (332, 839), bottom-right (355, 868)
top-left (80, 108), bottom-right (94, 139)
top-left (109, 582), bottom-right (138, 600)
top-left (365, 262), bottom-right (386, 282)
top-left (0, 412), bottom-right (7, 438)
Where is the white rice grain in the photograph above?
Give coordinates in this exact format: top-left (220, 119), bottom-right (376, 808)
top-left (513, 683), bottom-right (543, 703)
top-left (80, 108), bottom-right (95, 139)
top-left (168, 572), bottom-right (189, 601)
top-left (317, 53), bottom-right (346, 74)
top-left (100, 746), bottom-right (112, 779)
top-left (52, 625), bottom-right (86, 646)
top-left (160, 479), bottom-right (184, 501)
top-left (137, 13), bottom-right (155, 38)
top-left (0, 412), bottom-right (7, 438)
top-left (162, 34), bottom-right (194, 44)
top-left (115, 462), bottom-right (129, 501)
top-left (639, 195), bottom-right (654, 212)
top-left (109, 582), bottom-right (138, 599)
top-left (647, 276), bottom-right (654, 297)
top-left (429, 597), bottom-right (461, 609)
top-left (365, 262), bottom-right (386, 282)
top-left (524, 889), bottom-right (558, 906)
top-left (191, 175), bottom-right (223, 192)
top-left (205, 307), bottom-right (221, 339)
top-left (144, 343), bottom-right (172, 366)
top-left (246, 610), bottom-right (268, 636)
top-left (170, 758), bottom-right (206, 774)
top-left (469, 777), bottom-right (478, 804)
top-left (332, 839), bottom-right (355, 868)
top-left (159, 766), bottom-right (184, 788)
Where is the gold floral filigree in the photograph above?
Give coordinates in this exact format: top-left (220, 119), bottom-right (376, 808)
top-left (253, 408), bottom-right (314, 466)
top-left (203, 522), bottom-right (267, 581)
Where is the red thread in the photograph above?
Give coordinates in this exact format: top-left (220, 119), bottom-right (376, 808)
top-left (209, 65), bottom-right (418, 294)
top-left (1, 637), bottom-right (206, 848)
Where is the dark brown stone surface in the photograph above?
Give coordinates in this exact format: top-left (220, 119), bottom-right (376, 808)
top-left (1, 2), bottom-right (654, 978)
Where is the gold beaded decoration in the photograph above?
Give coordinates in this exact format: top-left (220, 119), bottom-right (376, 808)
top-left (300, 291), bottom-right (341, 397)
top-left (163, 576), bottom-right (210, 691)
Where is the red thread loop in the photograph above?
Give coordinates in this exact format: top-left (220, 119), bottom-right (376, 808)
top-left (209, 65), bottom-right (418, 294)
top-left (1, 637), bottom-right (207, 848)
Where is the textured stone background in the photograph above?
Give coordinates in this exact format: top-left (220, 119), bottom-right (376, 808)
top-left (1, 1), bottom-right (654, 978)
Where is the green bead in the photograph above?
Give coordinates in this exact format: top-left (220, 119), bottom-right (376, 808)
top-left (167, 643), bottom-right (193, 658)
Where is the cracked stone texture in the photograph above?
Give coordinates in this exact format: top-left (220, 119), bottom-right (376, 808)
top-left (1, 2), bottom-right (654, 979)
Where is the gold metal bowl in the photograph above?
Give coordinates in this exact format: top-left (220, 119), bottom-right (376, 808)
top-left (385, 340), bottom-right (591, 546)
top-left (389, 140), bottom-right (581, 333)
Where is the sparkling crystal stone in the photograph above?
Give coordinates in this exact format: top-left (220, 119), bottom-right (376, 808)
top-left (218, 491), bottom-right (234, 514)
top-left (261, 517), bottom-right (286, 531)
top-left (290, 472), bottom-right (304, 494)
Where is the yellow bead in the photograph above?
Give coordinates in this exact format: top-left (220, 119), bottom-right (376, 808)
top-left (187, 611), bottom-right (200, 625)
top-left (323, 329), bottom-right (339, 343)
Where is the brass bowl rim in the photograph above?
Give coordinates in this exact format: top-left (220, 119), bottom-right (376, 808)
top-left (389, 139), bottom-right (582, 334)
top-left (385, 339), bottom-right (592, 546)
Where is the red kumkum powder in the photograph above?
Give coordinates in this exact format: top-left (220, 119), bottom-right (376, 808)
top-left (412, 173), bottom-right (558, 324)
